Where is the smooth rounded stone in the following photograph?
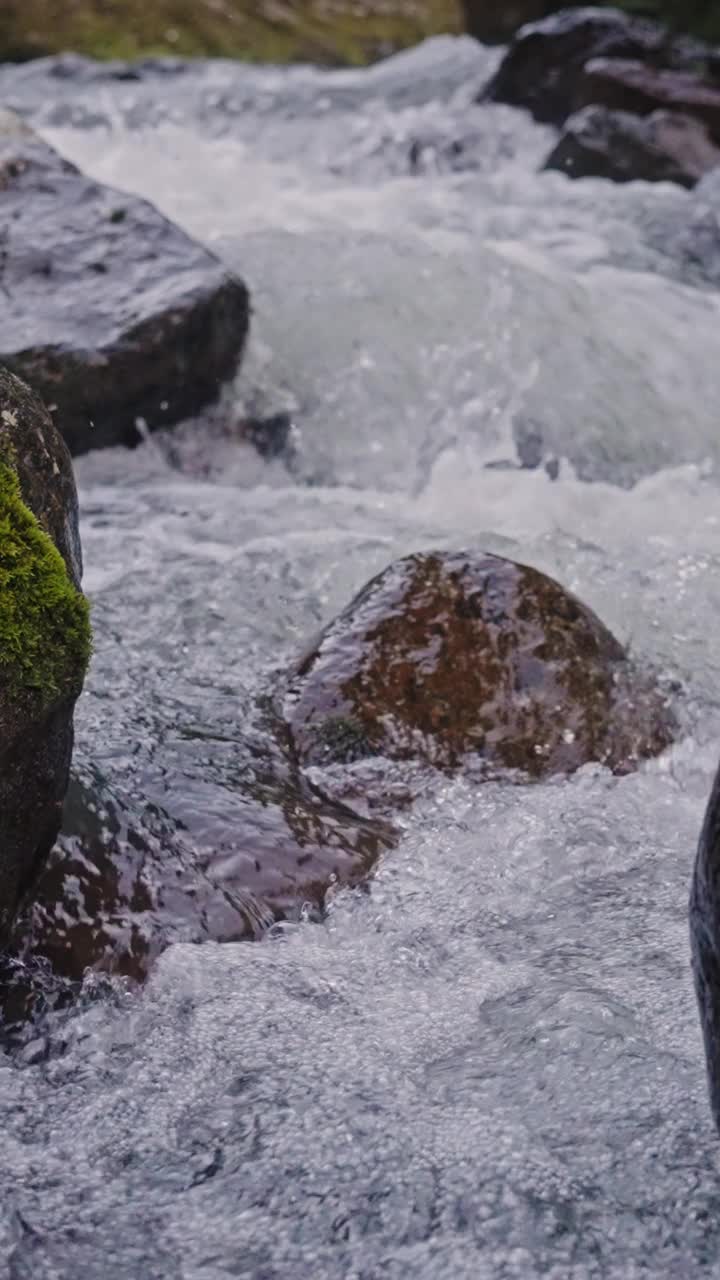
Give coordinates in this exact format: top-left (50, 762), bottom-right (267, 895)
top-left (482, 7), bottom-right (709, 124)
top-left (0, 366), bottom-right (90, 941)
top-left (576, 57), bottom-right (720, 140)
top-left (544, 104), bottom-right (720, 186)
top-left (283, 550), bottom-right (676, 777)
top-left (1, 760), bottom-right (394, 1023)
top-left (0, 113), bottom-right (249, 455)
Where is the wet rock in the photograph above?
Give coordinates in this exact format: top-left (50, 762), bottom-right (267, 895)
top-left (2, 759), bottom-right (394, 1022)
top-left (483, 7), bottom-right (708, 125)
top-left (237, 411), bottom-right (296, 461)
top-left (575, 57), bottom-right (720, 140)
top-left (691, 763), bottom-right (720, 1134)
top-left (283, 550), bottom-right (675, 777)
top-left (0, 365), bottom-right (90, 942)
top-left (0, 112), bottom-right (249, 455)
top-left (544, 104), bottom-right (720, 186)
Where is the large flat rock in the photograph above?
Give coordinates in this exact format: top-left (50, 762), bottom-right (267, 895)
top-left (0, 112), bottom-right (249, 454)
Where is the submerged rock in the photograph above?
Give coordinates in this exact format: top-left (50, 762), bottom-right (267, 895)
top-left (0, 366), bottom-right (90, 942)
top-left (2, 758), bottom-right (394, 1020)
top-left (576, 58), bottom-right (720, 141)
top-left (0, 112), bottom-right (249, 455)
top-left (544, 104), bottom-right (720, 185)
top-left (483, 7), bottom-right (707, 124)
top-left (283, 550), bottom-right (675, 777)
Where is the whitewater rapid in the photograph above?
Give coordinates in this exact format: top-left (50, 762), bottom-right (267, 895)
top-left (1, 35), bottom-right (720, 1277)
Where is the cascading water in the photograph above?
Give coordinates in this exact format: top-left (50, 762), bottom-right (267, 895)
top-left (1, 34), bottom-right (720, 1277)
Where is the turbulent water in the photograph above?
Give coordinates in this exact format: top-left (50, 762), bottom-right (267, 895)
top-left (3, 35), bottom-right (720, 1277)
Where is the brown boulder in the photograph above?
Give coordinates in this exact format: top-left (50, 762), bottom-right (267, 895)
top-left (283, 551), bottom-right (675, 778)
top-left (2, 759), bottom-right (394, 1023)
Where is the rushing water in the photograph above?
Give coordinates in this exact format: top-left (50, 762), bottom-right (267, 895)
top-left (2, 34), bottom-right (720, 1277)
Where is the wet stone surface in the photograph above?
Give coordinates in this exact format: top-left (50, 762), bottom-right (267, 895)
top-left (1, 755), bottom-right (395, 1032)
top-left (0, 114), bottom-right (249, 455)
top-left (284, 550), bottom-right (676, 777)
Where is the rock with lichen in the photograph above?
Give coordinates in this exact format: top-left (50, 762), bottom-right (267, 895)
top-left (0, 365), bottom-right (91, 941)
top-left (283, 549), bottom-right (675, 778)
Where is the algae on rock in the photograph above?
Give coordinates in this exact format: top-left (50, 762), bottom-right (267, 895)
top-left (0, 366), bottom-right (90, 940)
top-left (0, 460), bottom-right (90, 704)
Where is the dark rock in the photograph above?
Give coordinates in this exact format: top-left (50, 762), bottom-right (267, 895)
top-left (691, 763), bottom-right (720, 1134)
top-left (544, 104), bottom-right (720, 185)
top-left (459, 0), bottom-right (561, 45)
top-left (576, 57), bottom-right (720, 140)
top-left (2, 759), bottom-right (394, 1021)
top-left (0, 111), bottom-right (249, 455)
top-left (283, 550), bottom-right (675, 777)
top-left (237, 411), bottom-right (296, 461)
top-left (0, 365), bottom-right (90, 942)
top-left (483, 7), bottom-right (709, 124)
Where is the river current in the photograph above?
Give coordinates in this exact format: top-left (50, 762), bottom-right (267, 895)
top-left (1, 34), bottom-right (720, 1277)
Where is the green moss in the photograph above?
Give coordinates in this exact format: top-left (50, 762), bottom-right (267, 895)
top-left (0, 461), bottom-right (91, 704)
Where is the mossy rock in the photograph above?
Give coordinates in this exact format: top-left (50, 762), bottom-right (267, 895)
top-left (0, 462), bottom-right (90, 705)
top-left (283, 550), bottom-right (676, 777)
top-left (0, 366), bottom-right (90, 941)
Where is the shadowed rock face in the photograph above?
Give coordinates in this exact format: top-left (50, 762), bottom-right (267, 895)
top-left (483, 7), bottom-right (708, 125)
top-left (0, 113), bottom-right (249, 455)
top-left (691, 767), bottom-right (720, 1133)
top-left (459, 0), bottom-right (561, 43)
top-left (0, 366), bottom-right (90, 941)
top-left (283, 550), bottom-right (676, 777)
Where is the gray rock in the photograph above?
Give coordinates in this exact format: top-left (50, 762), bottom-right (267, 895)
top-left (0, 365), bottom-right (90, 940)
top-left (0, 115), bottom-right (249, 455)
top-left (576, 57), bottom-right (720, 141)
top-left (544, 103), bottom-right (720, 186)
top-left (483, 6), bottom-right (709, 124)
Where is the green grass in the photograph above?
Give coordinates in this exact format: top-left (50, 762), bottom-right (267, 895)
top-left (0, 0), bottom-right (462, 66)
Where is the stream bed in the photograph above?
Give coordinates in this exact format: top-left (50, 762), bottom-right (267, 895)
top-left (1, 35), bottom-right (720, 1277)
